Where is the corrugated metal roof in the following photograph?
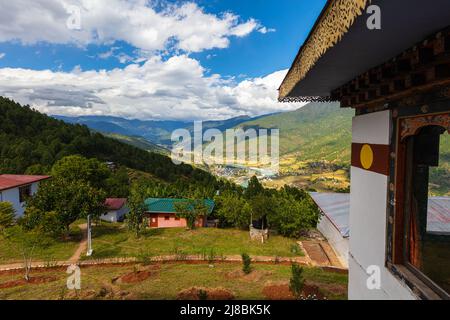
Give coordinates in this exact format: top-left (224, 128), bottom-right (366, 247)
top-left (144, 198), bottom-right (215, 215)
top-left (310, 192), bottom-right (350, 238)
top-left (104, 198), bottom-right (127, 211)
top-left (427, 197), bottom-right (450, 234)
top-left (0, 175), bottom-right (50, 191)
top-left (310, 192), bottom-right (450, 238)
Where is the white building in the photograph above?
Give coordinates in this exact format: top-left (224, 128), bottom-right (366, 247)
top-left (279, 0), bottom-right (450, 300)
top-left (0, 174), bottom-right (50, 217)
top-left (101, 198), bottom-right (129, 223)
top-left (311, 193), bottom-right (350, 268)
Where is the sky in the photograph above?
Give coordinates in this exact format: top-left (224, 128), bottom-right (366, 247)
top-left (0, 0), bottom-right (326, 120)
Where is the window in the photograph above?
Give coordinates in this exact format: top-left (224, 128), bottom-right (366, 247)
top-left (164, 216), bottom-right (170, 221)
top-left (401, 124), bottom-right (449, 298)
top-left (19, 185), bottom-right (32, 203)
top-left (175, 217), bottom-right (180, 221)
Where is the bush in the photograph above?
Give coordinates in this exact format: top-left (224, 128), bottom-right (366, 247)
top-left (289, 263), bottom-right (305, 299)
top-left (0, 202), bottom-right (15, 230)
top-left (241, 253), bottom-right (252, 274)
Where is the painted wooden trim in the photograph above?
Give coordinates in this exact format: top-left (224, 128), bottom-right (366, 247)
top-left (351, 143), bottom-right (390, 176)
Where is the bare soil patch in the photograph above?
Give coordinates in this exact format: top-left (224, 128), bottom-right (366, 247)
top-left (0, 276), bottom-right (58, 289)
top-left (224, 269), bottom-right (273, 282)
top-left (262, 281), bottom-right (325, 300)
top-left (112, 265), bottom-right (160, 284)
top-left (177, 287), bottom-right (235, 300)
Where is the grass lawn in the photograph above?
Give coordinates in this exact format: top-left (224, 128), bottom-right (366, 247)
top-left (0, 225), bottom-right (82, 264)
top-left (87, 224), bottom-right (304, 260)
top-left (0, 263), bottom-right (348, 300)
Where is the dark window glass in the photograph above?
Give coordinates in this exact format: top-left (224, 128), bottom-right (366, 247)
top-left (165, 216), bottom-right (170, 221)
top-left (19, 185), bottom-right (32, 203)
top-left (404, 126), bottom-right (449, 297)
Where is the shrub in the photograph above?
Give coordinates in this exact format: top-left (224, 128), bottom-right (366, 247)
top-left (241, 253), bottom-right (252, 274)
top-left (0, 202), bottom-right (15, 231)
top-left (289, 263), bottom-right (305, 299)
top-left (198, 289), bottom-right (208, 300)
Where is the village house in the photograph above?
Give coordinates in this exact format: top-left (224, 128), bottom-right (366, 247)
top-left (0, 174), bottom-right (50, 217)
top-left (101, 198), bottom-right (129, 223)
top-left (279, 0), bottom-right (450, 299)
top-left (144, 198), bottom-right (215, 229)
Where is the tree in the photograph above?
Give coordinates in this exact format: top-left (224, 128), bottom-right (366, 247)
top-left (174, 200), bottom-right (208, 230)
top-left (0, 201), bottom-right (15, 231)
top-left (289, 263), bottom-right (305, 299)
top-left (20, 207), bottom-right (65, 238)
top-left (215, 192), bottom-right (251, 229)
top-left (241, 253), bottom-right (252, 274)
top-left (2, 226), bottom-right (50, 281)
top-left (27, 177), bottom-right (106, 236)
top-left (127, 182), bottom-right (146, 237)
top-left (51, 155), bottom-right (110, 189)
top-left (245, 176), bottom-right (264, 199)
top-left (267, 195), bottom-right (320, 238)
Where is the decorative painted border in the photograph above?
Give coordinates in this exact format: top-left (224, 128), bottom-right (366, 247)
top-left (400, 113), bottom-right (450, 141)
top-left (279, 0), bottom-right (370, 100)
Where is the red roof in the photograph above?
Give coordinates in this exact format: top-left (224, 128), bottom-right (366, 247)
top-left (0, 175), bottom-right (50, 191)
top-left (105, 198), bottom-right (127, 211)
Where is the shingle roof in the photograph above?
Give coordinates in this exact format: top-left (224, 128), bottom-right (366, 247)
top-left (144, 198), bottom-right (215, 215)
top-left (104, 198), bottom-right (127, 211)
top-left (0, 175), bottom-right (50, 191)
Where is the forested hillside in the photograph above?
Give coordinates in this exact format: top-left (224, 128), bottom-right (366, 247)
top-left (0, 97), bottom-right (213, 184)
top-left (237, 102), bottom-right (354, 163)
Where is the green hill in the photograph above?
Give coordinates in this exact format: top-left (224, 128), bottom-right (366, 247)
top-left (237, 102), bottom-right (354, 163)
top-left (103, 133), bottom-right (169, 155)
top-left (0, 97), bottom-right (214, 185)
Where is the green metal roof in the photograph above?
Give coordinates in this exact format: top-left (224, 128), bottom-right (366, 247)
top-left (144, 198), bottom-right (215, 214)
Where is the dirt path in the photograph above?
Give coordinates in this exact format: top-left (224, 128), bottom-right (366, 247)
top-left (68, 224), bottom-right (88, 264)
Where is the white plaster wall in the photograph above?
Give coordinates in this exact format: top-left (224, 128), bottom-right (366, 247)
top-left (349, 110), bottom-right (416, 300)
top-left (318, 216), bottom-right (349, 268)
top-left (0, 187), bottom-right (23, 216)
top-left (100, 206), bottom-right (129, 223)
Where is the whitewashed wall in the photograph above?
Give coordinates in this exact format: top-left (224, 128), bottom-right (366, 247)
top-left (0, 182), bottom-right (41, 217)
top-left (100, 205), bottom-right (129, 223)
top-left (349, 110), bottom-right (416, 300)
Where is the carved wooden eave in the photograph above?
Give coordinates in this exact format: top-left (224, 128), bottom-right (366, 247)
top-left (278, 0), bottom-right (450, 108)
top-left (278, 0), bottom-right (370, 101)
top-left (334, 28), bottom-right (450, 109)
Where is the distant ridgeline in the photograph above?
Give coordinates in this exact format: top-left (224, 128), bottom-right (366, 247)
top-left (0, 97), bottom-right (215, 184)
top-left (235, 102), bottom-right (355, 164)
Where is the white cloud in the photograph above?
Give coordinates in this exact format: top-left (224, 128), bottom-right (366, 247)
top-left (0, 53), bottom-right (5, 59)
top-left (258, 26), bottom-right (276, 34)
top-left (0, 0), bottom-right (265, 53)
top-left (0, 57), bottom-right (303, 120)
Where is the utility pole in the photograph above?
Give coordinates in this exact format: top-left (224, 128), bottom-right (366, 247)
top-left (86, 214), bottom-right (93, 256)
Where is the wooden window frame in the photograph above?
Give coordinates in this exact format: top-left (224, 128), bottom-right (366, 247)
top-left (387, 106), bottom-right (450, 300)
top-left (19, 184), bottom-right (32, 203)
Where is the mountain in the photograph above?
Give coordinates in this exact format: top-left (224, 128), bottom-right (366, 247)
top-left (103, 133), bottom-right (169, 155)
top-left (236, 102), bottom-right (354, 163)
top-left (53, 115), bottom-right (188, 147)
top-left (53, 114), bottom-right (265, 148)
top-left (0, 97), bottom-right (215, 185)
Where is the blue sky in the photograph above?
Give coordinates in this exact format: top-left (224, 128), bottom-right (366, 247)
top-left (0, 0), bottom-right (326, 120)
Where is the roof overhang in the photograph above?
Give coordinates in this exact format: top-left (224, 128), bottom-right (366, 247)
top-left (279, 0), bottom-right (450, 103)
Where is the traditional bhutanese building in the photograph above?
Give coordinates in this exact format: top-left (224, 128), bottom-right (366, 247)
top-left (279, 0), bottom-right (450, 299)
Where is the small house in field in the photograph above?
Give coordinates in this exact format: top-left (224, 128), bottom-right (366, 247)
top-left (0, 174), bottom-right (50, 217)
top-left (101, 198), bottom-right (129, 223)
top-left (144, 198), bottom-right (215, 229)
